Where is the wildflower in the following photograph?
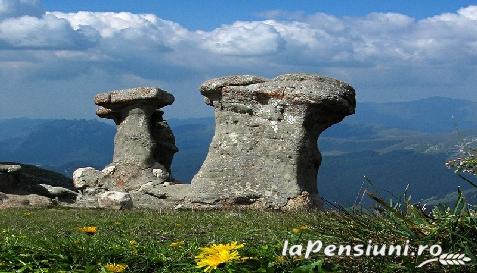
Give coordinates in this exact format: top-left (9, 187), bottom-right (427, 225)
top-left (23, 212), bottom-right (32, 217)
top-left (170, 240), bottom-right (185, 248)
top-left (292, 224), bottom-right (310, 234)
top-left (195, 242), bottom-right (244, 272)
top-left (104, 263), bottom-right (128, 272)
top-left (129, 240), bottom-right (138, 255)
top-left (79, 226), bottom-right (97, 235)
top-left (275, 255), bottom-right (286, 264)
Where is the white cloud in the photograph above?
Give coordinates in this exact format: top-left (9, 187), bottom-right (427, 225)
top-left (199, 21), bottom-right (284, 56)
top-left (0, 14), bottom-right (98, 49)
top-left (1, 0), bottom-right (477, 118)
top-left (0, 0), bottom-right (41, 18)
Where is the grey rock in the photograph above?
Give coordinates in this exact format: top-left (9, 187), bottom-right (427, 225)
top-left (152, 165), bottom-right (170, 181)
top-left (101, 165), bottom-right (116, 175)
top-left (73, 87), bottom-right (178, 191)
top-left (94, 87), bottom-right (174, 107)
top-left (191, 73), bottom-right (356, 209)
top-left (37, 184), bottom-right (78, 198)
top-left (0, 193), bottom-right (53, 208)
top-left (130, 184), bottom-right (191, 209)
top-left (97, 191), bottom-right (133, 210)
top-left (138, 183), bottom-right (190, 201)
top-left (0, 192), bottom-right (8, 204)
top-left (73, 167), bottom-right (103, 189)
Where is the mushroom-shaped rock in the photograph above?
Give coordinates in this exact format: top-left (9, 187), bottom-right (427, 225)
top-left (191, 73), bottom-right (356, 209)
top-left (74, 87), bottom-right (178, 191)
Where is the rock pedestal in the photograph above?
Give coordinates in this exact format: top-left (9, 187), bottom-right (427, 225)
top-left (74, 87), bottom-right (178, 192)
top-left (191, 74), bottom-right (356, 209)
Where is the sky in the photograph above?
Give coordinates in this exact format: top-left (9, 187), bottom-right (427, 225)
top-left (1, 0), bottom-right (477, 119)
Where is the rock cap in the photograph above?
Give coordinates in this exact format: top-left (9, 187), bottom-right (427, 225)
top-left (95, 87), bottom-right (174, 108)
top-left (200, 73), bottom-right (356, 114)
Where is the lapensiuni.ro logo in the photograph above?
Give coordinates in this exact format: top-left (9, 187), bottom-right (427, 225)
top-left (282, 240), bottom-right (472, 268)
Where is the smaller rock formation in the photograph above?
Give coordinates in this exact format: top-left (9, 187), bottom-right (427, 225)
top-left (74, 87), bottom-right (178, 191)
top-left (73, 87), bottom-right (179, 209)
top-left (191, 73), bottom-right (356, 209)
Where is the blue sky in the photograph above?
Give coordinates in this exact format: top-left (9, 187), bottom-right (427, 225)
top-left (41, 0), bottom-right (477, 29)
top-left (1, 0), bottom-right (477, 119)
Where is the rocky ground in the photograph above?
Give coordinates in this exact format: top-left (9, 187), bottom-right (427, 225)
top-left (0, 162), bottom-right (76, 208)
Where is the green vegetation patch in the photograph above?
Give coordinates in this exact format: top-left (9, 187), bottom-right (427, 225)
top-left (0, 205), bottom-right (475, 273)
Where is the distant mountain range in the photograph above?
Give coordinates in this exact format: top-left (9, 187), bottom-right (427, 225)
top-left (1, 96), bottom-right (476, 206)
top-left (346, 96), bottom-right (477, 133)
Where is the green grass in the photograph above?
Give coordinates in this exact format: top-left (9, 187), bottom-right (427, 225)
top-left (0, 201), bottom-right (475, 273)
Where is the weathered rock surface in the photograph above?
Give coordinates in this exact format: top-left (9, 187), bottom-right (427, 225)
top-left (97, 191), bottom-right (133, 210)
top-left (2, 74), bottom-right (355, 211)
top-left (74, 87), bottom-right (178, 192)
top-left (73, 167), bottom-right (103, 189)
top-left (191, 73), bottom-right (356, 209)
top-left (0, 193), bottom-right (54, 208)
top-left (36, 184), bottom-right (78, 198)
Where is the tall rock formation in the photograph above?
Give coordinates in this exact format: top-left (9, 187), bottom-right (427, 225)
top-left (191, 73), bottom-right (356, 209)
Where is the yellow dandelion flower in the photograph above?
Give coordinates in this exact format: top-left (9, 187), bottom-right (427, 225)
top-left (104, 263), bottom-right (128, 272)
top-left (170, 240), bottom-right (185, 248)
top-left (79, 226), bottom-right (97, 235)
top-left (292, 224), bottom-right (310, 234)
top-left (23, 212), bottom-right (32, 217)
top-left (129, 240), bottom-right (138, 255)
top-left (275, 255), bottom-right (286, 264)
top-left (298, 224), bottom-right (310, 230)
top-left (195, 242), bottom-right (244, 272)
top-left (292, 228), bottom-right (301, 234)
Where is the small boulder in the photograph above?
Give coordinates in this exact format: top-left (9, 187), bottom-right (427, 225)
top-left (101, 165), bottom-right (116, 175)
top-left (0, 193), bottom-right (53, 208)
top-left (73, 167), bottom-right (102, 189)
top-left (98, 191), bottom-right (133, 210)
top-left (36, 184), bottom-right (78, 198)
